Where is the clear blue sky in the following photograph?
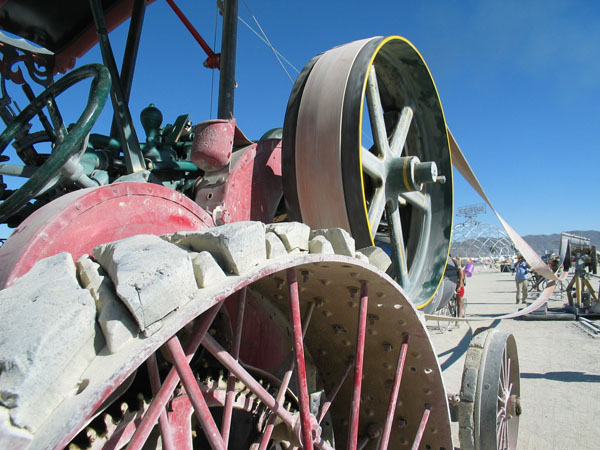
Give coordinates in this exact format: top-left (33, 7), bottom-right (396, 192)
top-left (2, 0), bottom-right (599, 239)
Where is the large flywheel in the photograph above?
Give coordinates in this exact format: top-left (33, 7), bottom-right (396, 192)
top-left (283, 36), bottom-right (453, 310)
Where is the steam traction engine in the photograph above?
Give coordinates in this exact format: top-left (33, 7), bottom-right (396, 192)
top-left (0, 1), bottom-right (520, 449)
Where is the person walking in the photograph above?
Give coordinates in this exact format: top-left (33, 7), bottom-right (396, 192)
top-left (514, 255), bottom-right (529, 304)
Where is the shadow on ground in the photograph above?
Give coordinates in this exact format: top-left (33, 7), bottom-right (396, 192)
top-left (520, 371), bottom-right (600, 383)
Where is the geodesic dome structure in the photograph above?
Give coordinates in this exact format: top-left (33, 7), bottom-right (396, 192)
top-left (451, 218), bottom-right (516, 262)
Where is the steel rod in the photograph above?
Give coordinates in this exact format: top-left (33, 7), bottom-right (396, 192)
top-left (378, 334), bottom-right (410, 450)
top-left (258, 302), bottom-right (315, 450)
top-left (165, 0), bottom-right (217, 58)
top-left (318, 359), bottom-right (353, 424)
top-left (218, 0), bottom-right (238, 119)
top-left (110, 0), bottom-right (146, 137)
top-left (347, 281), bottom-right (369, 450)
top-left (146, 354), bottom-right (175, 450)
top-left (127, 303), bottom-right (221, 449)
top-left (88, 0), bottom-right (146, 173)
top-left (410, 407), bottom-right (431, 450)
top-left (166, 336), bottom-right (226, 450)
top-left (222, 288), bottom-right (247, 446)
top-left (287, 268), bottom-right (314, 450)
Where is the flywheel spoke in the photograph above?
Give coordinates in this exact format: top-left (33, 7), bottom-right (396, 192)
top-left (366, 65), bottom-right (390, 158)
top-left (368, 186), bottom-right (386, 237)
top-left (347, 281), bottom-right (369, 450)
top-left (399, 191), bottom-right (429, 213)
top-left (221, 288), bottom-right (247, 446)
top-left (386, 200), bottom-right (409, 286)
top-left (361, 147), bottom-right (385, 180)
top-left (389, 106), bottom-right (413, 156)
top-left (317, 359), bottom-right (353, 424)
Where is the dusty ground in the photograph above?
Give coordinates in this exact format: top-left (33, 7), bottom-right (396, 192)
top-left (427, 269), bottom-right (600, 450)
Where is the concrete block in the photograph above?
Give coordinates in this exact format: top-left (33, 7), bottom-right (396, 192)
top-left (309, 228), bottom-right (355, 256)
top-left (93, 235), bottom-right (197, 331)
top-left (191, 251), bottom-right (227, 288)
top-left (0, 406), bottom-right (32, 449)
top-left (356, 246), bottom-right (392, 272)
top-left (0, 253), bottom-right (99, 432)
top-left (164, 222), bottom-right (266, 275)
top-left (309, 235), bottom-right (335, 255)
top-left (77, 255), bottom-right (138, 353)
top-left (266, 222), bottom-right (310, 251)
top-left (265, 232), bottom-right (288, 259)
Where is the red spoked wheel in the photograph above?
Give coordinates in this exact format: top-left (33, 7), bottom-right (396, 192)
top-left (0, 227), bottom-right (453, 449)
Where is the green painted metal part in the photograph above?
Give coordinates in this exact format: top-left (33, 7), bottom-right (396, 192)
top-left (0, 64), bottom-right (111, 221)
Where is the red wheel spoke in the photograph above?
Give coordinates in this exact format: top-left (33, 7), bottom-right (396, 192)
top-left (202, 333), bottom-right (296, 427)
top-left (168, 396), bottom-right (194, 450)
top-left (127, 303), bottom-right (221, 450)
top-left (379, 334), bottom-right (410, 450)
top-left (348, 281), bottom-right (369, 450)
top-left (287, 268), bottom-right (314, 450)
top-left (258, 301), bottom-right (316, 450)
top-left (166, 336), bottom-right (226, 450)
top-left (146, 354), bottom-right (175, 450)
top-left (410, 407), bottom-right (431, 450)
top-left (222, 288), bottom-right (247, 446)
top-left (318, 359), bottom-right (353, 424)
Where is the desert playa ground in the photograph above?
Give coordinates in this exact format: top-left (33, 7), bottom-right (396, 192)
top-left (427, 269), bottom-right (600, 450)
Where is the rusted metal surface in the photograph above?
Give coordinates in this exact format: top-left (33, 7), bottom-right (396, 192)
top-left (191, 119), bottom-right (235, 172)
top-left (0, 182), bottom-right (213, 288)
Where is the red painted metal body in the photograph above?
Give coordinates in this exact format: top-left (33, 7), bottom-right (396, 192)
top-left (191, 119), bottom-right (235, 171)
top-left (194, 138), bottom-right (283, 224)
top-left (0, 182), bottom-right (213, 288)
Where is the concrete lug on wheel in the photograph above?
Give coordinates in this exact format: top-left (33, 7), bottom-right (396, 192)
top-left (459, 366), bottom-right (477, 402)
top-left (0, 406), bottom-right (32, 449)
top-left (0, 252), bottom-right (98, 432)
top-left (190, 251), bottom-right (227, 288)
top-left (356, 246), bottom-right (392, 272)
top-left (266, 222), bottom-right (310, 251)
top-left (309, 228), bottom-right (355, 257)
top-left (308, 235), bottom-right (335, 254)
top-left (163, 221), bottom-right (266, 275)
top-left (77, 255), bottom-right (138, 353)
top-left (93, 235), bottom-right (197, 331)
top-left (265, 231), bottom-right (288, 259)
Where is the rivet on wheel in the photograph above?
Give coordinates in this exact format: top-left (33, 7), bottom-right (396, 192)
top-left (376, 292), bottom-right (386, 298)
top-left (322, 310), bottom-right (332, 318)
top-left (274, 277), bottom-right (284, 289)
top-left (320, 279), bottom-right (332, 286)
top-left (301, 270), bottom-right (310, 282)
top-left (314, 296), bottom-right (325, 307)
top-left (333, 325), bottom-right (347, 335)
top-left (383, 343), bottom-right (393, 352)
top-left (397, 417), bottom-right (408, 428)
top-left (347, 300), bottom-right (358, 308)
top-left (368, 314), bottom-right (379, 325)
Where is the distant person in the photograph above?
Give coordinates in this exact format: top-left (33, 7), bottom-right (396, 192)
top-left (455, 258), bottom-right (465, 318)
top-left (513, 255), bottom-right (529, 304)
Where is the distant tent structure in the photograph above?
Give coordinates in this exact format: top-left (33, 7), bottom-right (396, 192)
top-left (451, 204), bottom-right (516, 267)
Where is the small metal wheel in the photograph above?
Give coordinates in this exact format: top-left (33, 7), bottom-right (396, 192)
top-left (283, 36), bottom-right (453, 311)
top-left (0, 64), bottom-right (110, 221)
top-left (459, 328), bottom-right (521, 450)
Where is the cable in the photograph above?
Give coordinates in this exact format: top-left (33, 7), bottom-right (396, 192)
top-left (238, 1), bottom-right (298, 82)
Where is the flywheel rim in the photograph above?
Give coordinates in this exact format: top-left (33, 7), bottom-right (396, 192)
top-left (283, 36), bottom-right (453, 310)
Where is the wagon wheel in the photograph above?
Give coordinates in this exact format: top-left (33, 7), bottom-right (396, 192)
top-left (1, 227), bottom-right (453, 450)
top-left (283, 36), bottom-right (453, 311)
top-left (0, 63), bottom-right (110, 221)
top-left (459, 328), bottom-right (521, 450)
